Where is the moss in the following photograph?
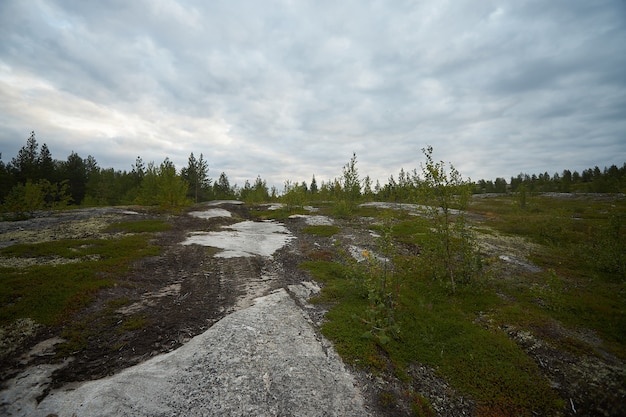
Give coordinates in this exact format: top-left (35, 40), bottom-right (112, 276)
top-left (103, 219), bottom-right (172, 233)
top-left (0, 234), bottom-right (160, 327)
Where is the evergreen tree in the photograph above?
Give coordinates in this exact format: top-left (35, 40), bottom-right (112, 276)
top-left (0, 154), bottom-right (15, 201)
top-left (38, 143), bottom-right (56, 182)
top-left (561, 170), bottom-right (572, 192)
top-left (494, 178), bottom-right (507, 193)
top-left (131, 156), bottom-right (145, 184)
top-left (252, 175), bottom-right (270, 202)
top-left (62, 152), bottom-right (88, 204)
top-left (182, 152), bottom-right (210, 203)
top-left (214, 172), bottom-right (232, 199)
top-left (310, 174), bottom-right (318, 195)
top-left (11, 131), bottom-right (39, 183)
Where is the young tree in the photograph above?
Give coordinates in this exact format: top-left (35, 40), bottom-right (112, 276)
top-left (252, 175), bottom-right (270, 202)
top-left (342, 152), bottom-right (361, 205)
top-left (138, 162), bottom-right (159, 205)
top-left (362, 175), bottom-right (373, 201)
top-left (156, 158), bottom-right (189, 209)
top-left (239, 179), bottom-right (253, 201)
top-left (2, 179), bottom-right (70, 219)
top-left (334, 152), bottom-right (361, 217)
top-left (418, 146), bottom-right (479, 293)
top-left (270, 185), bottom-right (279, 200)
top-left (282, 179), bottom-right (305, 209)
top-left (374, 179), bottom-right (382, 196)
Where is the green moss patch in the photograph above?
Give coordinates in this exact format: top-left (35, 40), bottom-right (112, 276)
top-left (302, 225), bottom-right (340, 237)
top-left (0, 234), bottom-right (160, 326)
top-left (104, 219), bottom-right (172, 233)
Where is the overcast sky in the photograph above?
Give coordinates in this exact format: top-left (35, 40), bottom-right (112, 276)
top-left (1, 0), bottom-right (625, 189)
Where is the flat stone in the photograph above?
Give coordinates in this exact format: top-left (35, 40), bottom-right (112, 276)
top-left (289, 214), bottom-right (334, 226)
top-left (188, 208), bottom-right (232, 219)
top-left (34, 289), bottom-right (369, 417)
top-left (181, 220), bottom-right (295, 258)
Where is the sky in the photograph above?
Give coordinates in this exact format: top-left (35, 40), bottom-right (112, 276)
top-left (1, 0), bottom-right (625, 190)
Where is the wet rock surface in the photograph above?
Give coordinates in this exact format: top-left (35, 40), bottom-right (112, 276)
top-left (33, 288), bottom-right (368, 417)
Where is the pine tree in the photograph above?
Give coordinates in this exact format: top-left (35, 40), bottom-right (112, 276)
top-left (310, 174), bottom-right (318, 194)
top-left (62, 152), bottom-right (88, 204)
top-left (11, 131), bottom-right (39, 183)
top-left (38, 143), bottom-right (56, 182)
top-left (182, 152), bottom-right (210, 203)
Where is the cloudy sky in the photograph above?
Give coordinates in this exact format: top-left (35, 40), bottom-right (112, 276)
top-left (1, 0), bottom-right (625, 189)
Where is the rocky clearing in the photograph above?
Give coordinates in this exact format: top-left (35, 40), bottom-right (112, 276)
top-left (0, 201), bottom-right (624, 416)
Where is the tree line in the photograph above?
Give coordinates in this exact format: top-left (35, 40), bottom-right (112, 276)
top-left (1, 132), bottom-right (236, 217)
top-left (1, 131), bottom-right (624, 218)
top-left (475, 166), bottom-right (626, 194)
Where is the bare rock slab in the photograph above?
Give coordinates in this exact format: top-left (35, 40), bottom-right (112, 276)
top-left (35, 289), bottom-right (368, 417)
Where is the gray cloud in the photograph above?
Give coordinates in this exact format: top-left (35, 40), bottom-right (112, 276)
top-left (1, 0), bottom-right (625, 190)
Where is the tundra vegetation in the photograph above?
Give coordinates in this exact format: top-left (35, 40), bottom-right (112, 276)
top-left (1, 131), bottom-right (625, 416)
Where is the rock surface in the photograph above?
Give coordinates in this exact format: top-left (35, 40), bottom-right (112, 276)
top-left (30, 287), bottom-right (368, 417)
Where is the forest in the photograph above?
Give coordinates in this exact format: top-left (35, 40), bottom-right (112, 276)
top-left (1, 131), bottom-right (625, 218)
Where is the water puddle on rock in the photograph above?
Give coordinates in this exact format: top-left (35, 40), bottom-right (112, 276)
top-left (181, 220), bottom-right (295, 258)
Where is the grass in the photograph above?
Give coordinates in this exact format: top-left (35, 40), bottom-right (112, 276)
top-left (103, 219), bottom-right (172, 233)
top-left (303, 258), bottom-right (562, 415)
top-left (0, 238), bottom-right (104, 259)
top-left (469, 194), bottom-right (626, 358)
top-left (302, 260), bottom-right (381, 365)
top-left (250, 206), bottom-right (309, 220)
top-left (0, 221), bottom-right (163, 327)
top-left (300, 195), bottom-right (626, 415)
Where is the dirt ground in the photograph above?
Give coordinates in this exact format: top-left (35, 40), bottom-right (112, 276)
top-left (1, 201), bottom-right (624, 416)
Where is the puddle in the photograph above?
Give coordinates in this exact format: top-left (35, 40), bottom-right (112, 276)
top-left (181, 221), bottom-right (295, 258)
top-left (188, 208), bottom-right (232, 219)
